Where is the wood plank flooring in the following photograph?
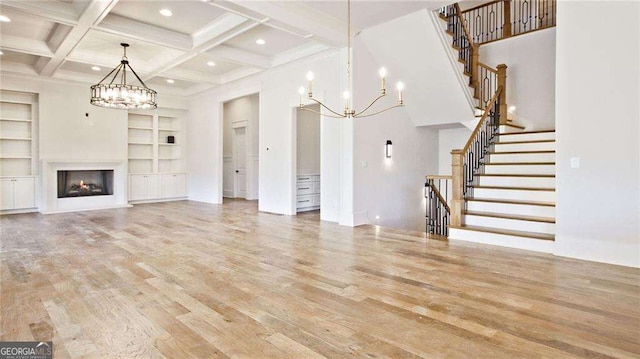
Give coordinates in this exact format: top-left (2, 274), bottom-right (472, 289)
top-left (1, 199), bottom-right (639, 358)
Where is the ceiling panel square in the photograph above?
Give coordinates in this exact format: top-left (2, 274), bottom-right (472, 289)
top-left (224, 24), bottom-right (307, 57)
top-left (0, 7), bottom-right (57, 42)
top-left (176, 55), bottom-right (242, 76)
top-left (111, 0), bottom-right (229, 35)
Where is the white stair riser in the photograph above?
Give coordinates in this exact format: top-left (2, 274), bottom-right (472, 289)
top-left (498, 125), bottom-right (523, 133)
top-left (494, 142), bottom-right (556, 152)
top-left (478, 176), bottom-right (556, 188)
top-left (464, 214), bottom-right (555, 234)
top-left (489, 152), bottom-right (555, 163)
top-left (449, 228), bottom-right (554, 253)
top-left (472, 188), bottom-right (556, 202)
top-left (499, 132), bottom-right (556, 142)
top-left (467, 201), bottom-right (556, 217)
top-left (484, 164), bottom-right (555, 175)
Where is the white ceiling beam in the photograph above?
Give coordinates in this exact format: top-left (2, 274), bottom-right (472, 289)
top-left (160, 67), bottom-right (220, 86)
top-left (96, 14), bottom-right (193, 51)
top-left (270, 43), bottom-right (331, 68)
top-left (192, 12), bottom-right (251, 48)
top-left (143, 15), bottom-right (258, 81)
top-left (0, 35), bottom-right (54, 58)
top-left (215, 1), bottom-right (347, 47)
top-left (219, 66), bottom-right (262, 84)
top-left (203, 45), bottom-right (270, 69)
top-left (0, 0), bottom-right (78, 26)
top-left (38, 0), bottom-right (120, 77)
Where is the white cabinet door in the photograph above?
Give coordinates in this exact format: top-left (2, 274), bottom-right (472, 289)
top-left (129, 175), bottom-right (147, 201)
top-left (146, 174), bottom-right (160, 200)
top-left (160, 174), bottom-right (175, 199)
top-left (174, 174), bottom-right (187, 198)
top-left (0, 179), bottom-right (14, 210)
top-left (13, 177), bottom-right (35, 209)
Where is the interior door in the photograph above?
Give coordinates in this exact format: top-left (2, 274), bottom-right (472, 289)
top-left (233, 126), bottom-right (247, 199)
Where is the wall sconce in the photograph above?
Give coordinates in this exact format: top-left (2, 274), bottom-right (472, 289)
top-left (385, 140), bottom-right (392, 158)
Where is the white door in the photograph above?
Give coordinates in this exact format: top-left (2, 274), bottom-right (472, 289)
top-left (233, 126), bottom-right (247, 199)
top-left (129, 175), bottom-right (147, 201)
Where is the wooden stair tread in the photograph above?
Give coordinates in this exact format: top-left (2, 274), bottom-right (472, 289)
top-left (476, 173), bottom-right (555, 178)
top-left (484, 162), bottom-right (555, 165)
top-left (499, 130), bottom-right (556, 135)
top-left (464, 210), bottom-right (555, 223)
top-left (490, 150), bottom-right (555, 155)
top-left (467, 198), bottom-right (556, 207)
top-left (450, 224), bottom-right (555, 241)
top-left (471, 185), bottom-right (555, 191)
top-left (495, 139), bottom-right (555, 145)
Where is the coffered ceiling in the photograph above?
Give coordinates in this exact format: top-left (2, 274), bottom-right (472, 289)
top-left (0, 0), bottom-right (440, 96)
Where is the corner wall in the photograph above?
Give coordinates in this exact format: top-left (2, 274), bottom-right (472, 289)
top-left (555, 1), bottom-right (640, 267)
top-left (353, 39), bottom-right (439, 232)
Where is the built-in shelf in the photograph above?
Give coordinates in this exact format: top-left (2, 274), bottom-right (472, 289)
top-left (128, 112), bottom-right (184, 175)
top-left (0, 137), bottom-right (32, 141)
top-left (1, 92), bottom-right (37, 179)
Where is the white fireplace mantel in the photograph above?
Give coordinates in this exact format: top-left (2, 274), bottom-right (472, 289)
top-left (40, 159), bottom-right (130, 213)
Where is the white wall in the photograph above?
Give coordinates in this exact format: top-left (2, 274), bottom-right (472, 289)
top-left (352, 38), bottom-right (439, 232)
top-left (555, 1), bottom-right (640, 267)
top-left (360, 10), bottom-right (473, 127)
top-left (480, 28), bottom-right (556, 130)
top-left (438, 126), bottom-right (472, 175)
top-left (296, 104), bottom-right (321, 174)
top-left (187, 50), bottom-right (351, 222)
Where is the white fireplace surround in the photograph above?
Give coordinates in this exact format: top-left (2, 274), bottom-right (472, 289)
top-left (40, 159), bottom-right (130, 213)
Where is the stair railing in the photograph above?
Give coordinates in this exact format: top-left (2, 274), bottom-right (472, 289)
top-left (450, 87), bottom-right (502, 227)
top-left (439, 4), bottom-right (475, 78)
top-left (461, 0), bottom-right (557, 45)
top-left (424, 175), bottom-right (452, 236)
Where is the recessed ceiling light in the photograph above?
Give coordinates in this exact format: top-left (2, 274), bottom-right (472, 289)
top-left (159, 9), bottom-right (173, 17)
top-left (91, 66), bottom-right (101, 71)
top-left (166, 79), bottom-right (175, 84)
top-left (256, 39), bottom-right (266, 45)
top-left (0, 15), bottom-right (11, 23)
top-left (207, 61), bottom-right (216, 67)
top-left (0, 51), bottom-right (3, 56)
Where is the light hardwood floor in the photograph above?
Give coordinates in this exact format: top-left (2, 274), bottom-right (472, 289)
top-left (1, 200), bottom-right (639, 358)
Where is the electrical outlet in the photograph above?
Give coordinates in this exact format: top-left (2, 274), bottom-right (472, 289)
top-left (570, 157), bottom-right (580, 168)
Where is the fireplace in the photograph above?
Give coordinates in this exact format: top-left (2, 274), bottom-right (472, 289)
top-left (57, 170), bottom-right (114, 198)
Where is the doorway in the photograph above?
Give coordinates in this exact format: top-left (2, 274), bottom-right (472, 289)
top-left (222, 93), bottom-right (259, 201)
top-left (295, 104), bottom-right (321, 214)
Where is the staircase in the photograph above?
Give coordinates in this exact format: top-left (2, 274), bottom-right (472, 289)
top-left (449, 128), bottom-right (556, 252)
top-left (425, 0), bottom-right (558, 253)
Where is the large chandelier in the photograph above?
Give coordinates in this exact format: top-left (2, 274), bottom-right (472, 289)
top-left (298, 0), bottom-right (404, 118)
top-left (90, 43), bottom-right (157, 110)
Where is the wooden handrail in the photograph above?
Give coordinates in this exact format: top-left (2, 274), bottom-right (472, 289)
top-left (461, 0), bottom-right (504, 14)
top-left (462, 88), bottom-right (502, 153)
top-left (426, 175), bottom-right (453, 180)
top-left (478, 62), bottom-right (498, 74)
top-left (429, 183), bottom-right (451, 212)
top-left (453, 3), bottom-right (474, 46)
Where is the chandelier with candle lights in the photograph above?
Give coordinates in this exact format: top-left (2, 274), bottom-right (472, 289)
top-left (297, 0), bottom-right (404, 118)
top-left (90, 43), bottom-right (157, 110)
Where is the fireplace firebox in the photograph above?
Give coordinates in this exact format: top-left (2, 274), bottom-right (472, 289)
top-left (57, 170), bottom-right (114, 198)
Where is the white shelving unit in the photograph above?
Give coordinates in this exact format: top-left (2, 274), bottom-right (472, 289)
top-left (0, 90), bottom-right (38, 212)
top-left (127, 109), bottom-right (187, 202)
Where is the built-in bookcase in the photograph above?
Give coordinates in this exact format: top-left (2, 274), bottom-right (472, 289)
top-left (127, 110), bottom-right (185, 174)
top-left (0, 91), bottom-right (38, 212)
top-left (0, 91), bottom-right (38, 177)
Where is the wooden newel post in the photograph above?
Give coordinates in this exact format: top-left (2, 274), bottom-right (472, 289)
top-left (497, 64), bottom-right (508, 125)
top-left (450, 149), bottom-right (464, 227)
top-left (471, 43), bottom-right (480, 98)
top-left (503, 0), bottom-right (512, 37)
